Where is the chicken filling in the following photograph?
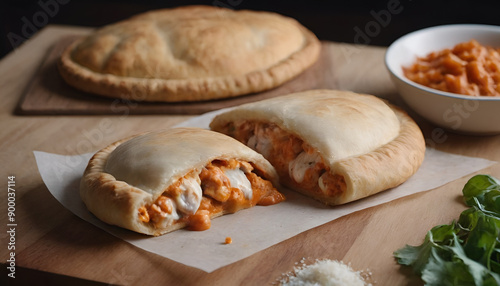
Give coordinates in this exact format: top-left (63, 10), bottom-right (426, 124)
top-left (138, 159), bottom-right (284, 231)
top-left (224, 121), bottom-right (346, 197)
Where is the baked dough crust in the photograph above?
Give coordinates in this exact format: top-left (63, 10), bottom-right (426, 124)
top-left (80, 127), bottom-right (280, 236)
top-left (58, 5), bottom-right (321, 102)
top-left (209, 89), bottom-right (426, 205)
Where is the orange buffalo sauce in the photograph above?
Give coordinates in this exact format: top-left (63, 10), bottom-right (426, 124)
top-left (404, 40), bottom-right (500, 97)
top-left (227, 121), bottom-right (346, 197)
top-left (138, 159), bottom-right (284, 231)
top-left (186, 210), bottom-right (212, 231)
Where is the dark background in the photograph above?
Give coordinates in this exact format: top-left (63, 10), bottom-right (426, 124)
top-left (1, 0), bottom-right (500, 59)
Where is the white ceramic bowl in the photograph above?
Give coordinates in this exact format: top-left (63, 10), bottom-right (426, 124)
top-left (385, 24), bottom-right (500, 135)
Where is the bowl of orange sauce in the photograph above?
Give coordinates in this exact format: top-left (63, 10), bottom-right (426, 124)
top-left (385, 24), bottom-right (500, 134)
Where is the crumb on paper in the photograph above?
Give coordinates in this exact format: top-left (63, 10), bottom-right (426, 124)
top-left (225, 237), bottom-right (232, 244)
top-left (277, 257), bottom-right (372, 286)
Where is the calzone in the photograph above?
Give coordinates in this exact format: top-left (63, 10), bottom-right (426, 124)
top-left (209, 89), bottom-right (426, 205)
top-left (80, 128), bottom-right (285, 236)
top-left (58, 5), bottom-right (320, 102)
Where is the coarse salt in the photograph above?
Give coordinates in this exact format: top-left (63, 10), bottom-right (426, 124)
top-left (279, 258), bottom-right (371, 286)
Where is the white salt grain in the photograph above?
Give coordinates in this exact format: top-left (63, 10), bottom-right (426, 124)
top-left (280, 259), bottom-right (371, 286)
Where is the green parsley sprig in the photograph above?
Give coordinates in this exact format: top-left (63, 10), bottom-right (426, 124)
top-left (394, 174), bottom-right (500, 285)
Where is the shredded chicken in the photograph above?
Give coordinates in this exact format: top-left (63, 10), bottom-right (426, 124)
top-left (138, 158), bottom-right (284, 231)
top-left (226, 120), bottom-right (346, 197)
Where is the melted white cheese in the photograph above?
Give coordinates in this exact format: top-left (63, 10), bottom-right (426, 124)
top-left (174, 175), bottom-right (202, 215)
top-left (318, 174), bottom-right (328, 193)
top-left (247, 134), bottom-right (272, 158)
top-left (288, 151), bottom-right (322, 184)
top-left (224, 168), bottom-right (253, 200)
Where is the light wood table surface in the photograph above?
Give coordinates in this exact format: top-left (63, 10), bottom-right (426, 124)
top-left (1, 25), bottom-right (500, 285)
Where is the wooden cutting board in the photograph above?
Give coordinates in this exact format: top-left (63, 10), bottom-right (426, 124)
top-left (16, 36), bottom-right (399, 115)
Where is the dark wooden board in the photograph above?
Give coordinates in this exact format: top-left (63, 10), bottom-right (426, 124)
top-left (16, 36), bottom-right (334, 115)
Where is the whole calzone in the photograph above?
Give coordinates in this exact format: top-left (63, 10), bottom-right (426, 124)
top-left (209, 89), bottom-right (426, 205)
top-left (58, 5), bottom-right (320, 102)
top-left (80, 128), bottom-right (285, 236)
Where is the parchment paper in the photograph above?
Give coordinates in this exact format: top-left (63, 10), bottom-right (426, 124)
top-left (34, 108), bottom-right (497, 273)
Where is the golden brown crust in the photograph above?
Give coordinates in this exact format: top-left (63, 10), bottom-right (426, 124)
top-left (79, 135), bottom-right (163, 235)
top-left (58, 6), bottom-right (321, 102)
top-left (293, 105), bottom-right (426, 205)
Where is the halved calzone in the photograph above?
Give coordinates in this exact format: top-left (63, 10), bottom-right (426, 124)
top-left (58, 5), bottom-right (320, 102)
top-left (80, 127), bottom-right (285, 236)
top-left (209, 89), bottom-right (426, 205)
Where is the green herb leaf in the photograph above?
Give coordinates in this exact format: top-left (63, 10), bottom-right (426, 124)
top-left (421, 245), bottom-right (475, 286)
top-left (393, 224), bottom-right (457, 275)
top-left (394, 174), bottom-right (500, 285)
top-left (463, 175), bottom-right (500, 212)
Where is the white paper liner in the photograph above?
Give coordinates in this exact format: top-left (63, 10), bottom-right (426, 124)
top-left (34, 109), bottom-right (497, 273)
